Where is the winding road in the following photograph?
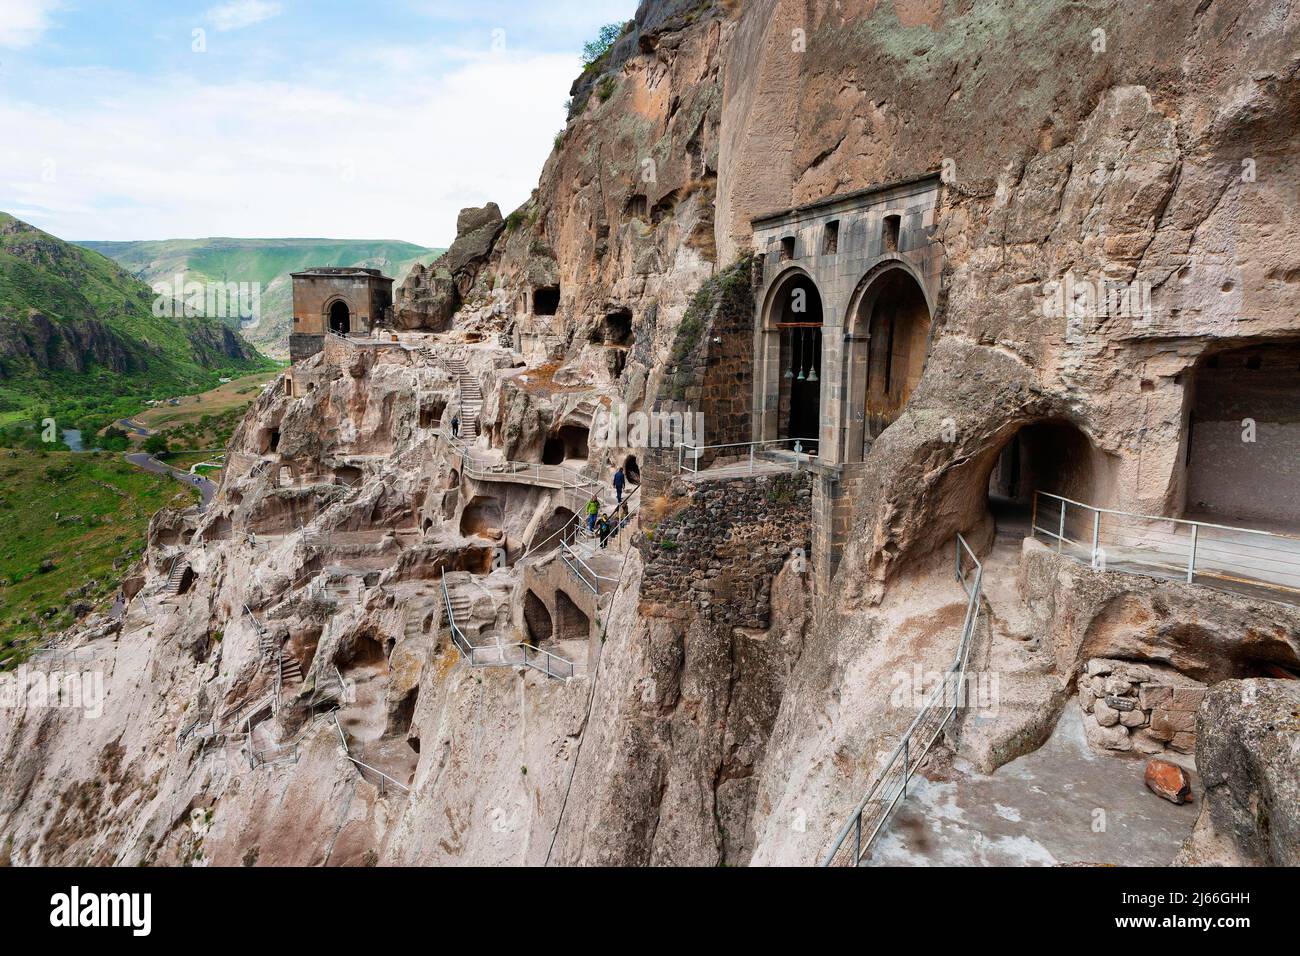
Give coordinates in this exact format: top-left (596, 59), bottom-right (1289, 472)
top-left (125, 453), bottom-right (216, 510)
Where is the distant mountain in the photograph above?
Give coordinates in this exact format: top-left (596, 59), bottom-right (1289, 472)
top-left (0, 212), bottom-right (271, 433)
top-left (80, 237), bottom-right (445, 358)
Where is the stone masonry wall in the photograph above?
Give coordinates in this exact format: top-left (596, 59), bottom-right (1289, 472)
top-left (639, 470), bottom-right (812, 627)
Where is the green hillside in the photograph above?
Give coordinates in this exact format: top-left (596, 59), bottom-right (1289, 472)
top-left (80, 237), bottom-right (444, 358)
top-left (0, 212), bottom-right (272, 438)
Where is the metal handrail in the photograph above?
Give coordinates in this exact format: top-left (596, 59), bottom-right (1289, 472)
top-left (332, 711), bottom-right (410, 795)
top-left (1031, 490), bottom-right (1300, 594)
top-left (441, 575), bottom-right (575, 679)
top-left (524, 484), bottom-right (640, 558)
top-left (677, 437), bottom-right (818, 474)
top-left (821, 535), bottom-right (983, 867)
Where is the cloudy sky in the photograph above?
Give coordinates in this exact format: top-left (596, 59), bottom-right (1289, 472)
top-left (0, 0), bottom-right (636, 247)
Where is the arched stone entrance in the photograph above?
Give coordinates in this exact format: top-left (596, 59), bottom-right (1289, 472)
top-left (844, 263), bottom-right (933, 460)
top-left (761, 268), bottom-right (824, 454)
top-left (328, 299), bottom-right (351, 335)
top-left (983, 419), bottom-right (1114, 537)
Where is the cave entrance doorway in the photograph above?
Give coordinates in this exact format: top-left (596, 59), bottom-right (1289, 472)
top-left (533, 286), bottom-right (560, 316)
top-left (543, 425), bottom-right (590, 465)
top-left (985, 420), bottom-right (1110, 539)
top-left (623, 455), bottom-right (640, 485)
top-left (459, 495), bottom-right (504, 539)
top-left (554, 589), bottom-right (590, 642)
top-left (765, 270), bottom-right (823, 455)
top-left (523, 590), bottom-right (553, 646)
top-left (528, 507), bottom-right (575, 555)
top-left (845, 266), bottom-right (932, 460)
top-left (328, 299), bottom-right (351, 336)
top-left (1183, 342), bottom-right (1300, 527)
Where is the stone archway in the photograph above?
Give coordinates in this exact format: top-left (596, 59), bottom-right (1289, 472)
top-left (843, 263), bottom-right (933, 460)
top-left (760, 268), bottom-right (824, 454)
top-left (328, 299), bottom-right (351, 335)
top-left (983, 419), bottom-right (1115, 538)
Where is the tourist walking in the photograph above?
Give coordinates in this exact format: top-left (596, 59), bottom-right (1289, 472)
top-left (585, 496), bottom-right (599, 533)
top-left (613, 466), bottom-right (625, 503)
top-left (451, 415), bottom-right (460, 438)
top-left (598, 513), bottom-right (611, 548)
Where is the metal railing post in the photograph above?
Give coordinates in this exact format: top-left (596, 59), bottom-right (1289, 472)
top-left (1187, 524), bottom-right (1198, 584)
top-left (1091, 509), bottom-right (1101, 567)
top-left (902, 738), bottom-right (910, 798)
top-left (1030, 491), bottom-right (1039, 537)
top-left (749, 445), bottom-right (755, 475)
top-left (1057, 501), bottom-right (1066, 554)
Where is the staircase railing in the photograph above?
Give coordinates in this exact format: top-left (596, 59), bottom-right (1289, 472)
top-left (440, 575), bottom-right (575, 680)
top-left (821, 534), bottom-right (983, 867)
top-left (332, 712), bottom-right (410, 796)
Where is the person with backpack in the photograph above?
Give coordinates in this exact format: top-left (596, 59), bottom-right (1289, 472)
top-left (598, 512), bottom-right (611, 548)
top-left (585, 496), bottom-right (599, 533)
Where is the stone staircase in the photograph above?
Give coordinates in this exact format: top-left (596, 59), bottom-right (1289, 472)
top-left (446, 356), bottom-right (482, 441)
top-left (280, 653), bottom-right (303, 686)
top-left (161, 557), bottom-right (189, 595)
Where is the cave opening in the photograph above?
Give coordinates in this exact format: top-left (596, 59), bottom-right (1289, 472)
top-left (533, 286), bottom-right (560, 316)
top-left (554, 589), bottom-right (590, 642)
top-left (543, 425), bottom-right (590, 465)
top-left (523, 590), bottom-right (553, 646)
top-left (1183, 341), bottom-right (1300, 527)
top-left (419, 397), bottom-right (447, 430)
top-left (459, 495), bottom-right (504, 538)
top-left (623, 455), bottom-right (640, 484)
top-left (985, 420), bottom-right (1110, 539)
top-left (529, 506), bottom-right (575, 554)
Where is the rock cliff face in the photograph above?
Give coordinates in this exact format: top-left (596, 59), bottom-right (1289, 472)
top-left (1, 0), bottom-right (1298, 866)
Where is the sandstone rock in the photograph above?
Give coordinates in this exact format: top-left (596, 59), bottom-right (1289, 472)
top-left (1084, 716), bottom-right (1131, 752)
top-left (1119, 707), bottom-right (1147, 729)
top-left (1144, 758), bottom-right (1192, 804)
top-left (1093, 698), bottom-right (1120, 727)
top-left (1133, 731), bottom-right (1165, 756)
top-left (1137, 684), bottom-right (1172, 709)
top-left (1195, 679), bottom-right (1300, 866)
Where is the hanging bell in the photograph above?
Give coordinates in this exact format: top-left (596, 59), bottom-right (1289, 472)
top-left (807, 331), bottom-right (819, 382)
top-left (783, 328), bottom-right (795, 379)
top-left (796, 329), bottom-right (807, 380)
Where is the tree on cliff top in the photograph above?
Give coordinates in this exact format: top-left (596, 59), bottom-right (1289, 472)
top-left (582, 23), bottom-right (625, 67)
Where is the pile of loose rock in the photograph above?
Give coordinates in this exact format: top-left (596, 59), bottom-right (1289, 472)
top-left (1078, 658), bottom-right (1206, 755)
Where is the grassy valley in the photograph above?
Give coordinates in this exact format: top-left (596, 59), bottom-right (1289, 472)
top-left (0, 212), bottom-right (274, 441)
top-left (0, 449), bottom-right (198, 662)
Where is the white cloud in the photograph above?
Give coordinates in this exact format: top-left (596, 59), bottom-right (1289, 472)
top-left (0, 49), bottom-right (579, 247)
top-left (0, 0), bottom-right (63, 49)
top-left (207, 0), bottom-right (283, 32)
